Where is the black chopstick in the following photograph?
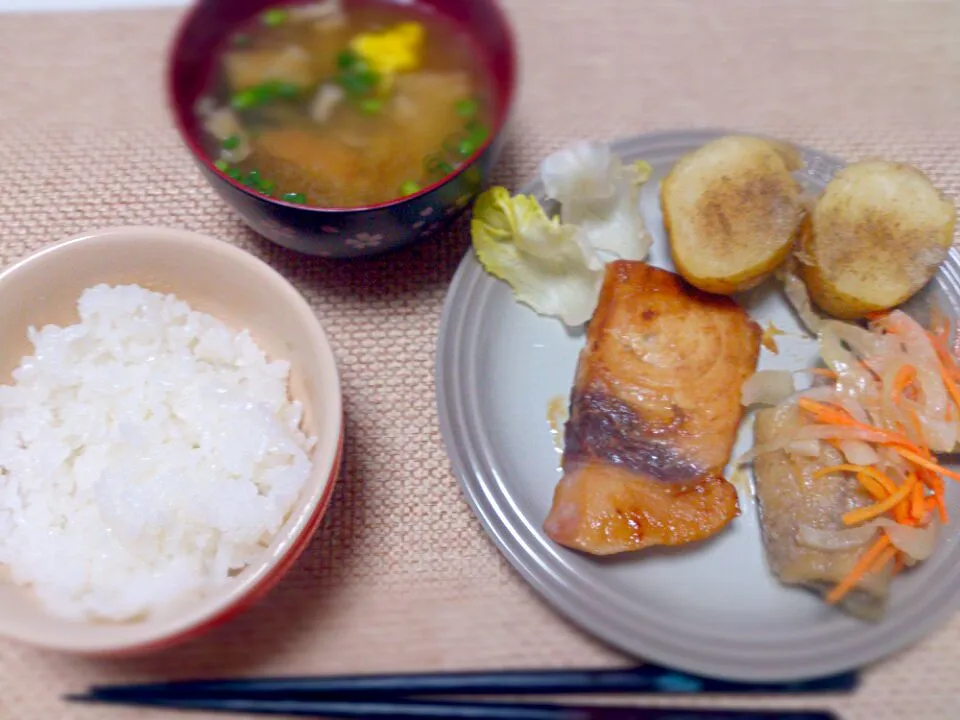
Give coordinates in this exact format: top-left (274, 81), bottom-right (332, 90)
top-left (67, 694), bottom-right (839, 720)
top-left (82, 665), bottom-right (858, 701)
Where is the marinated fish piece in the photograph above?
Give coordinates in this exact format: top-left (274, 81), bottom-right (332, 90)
top-left (754, 405), bottom-right (892, 620)
top-left (544, 261), bottom-right (761, 555)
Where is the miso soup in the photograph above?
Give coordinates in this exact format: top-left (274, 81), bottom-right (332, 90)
top-left (195, 0), bottom-right (495, 208)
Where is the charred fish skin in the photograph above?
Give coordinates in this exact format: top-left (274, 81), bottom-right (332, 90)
top-left (563, 390), bottom-right (704, 484)
top-left (544, 261), bottom-right (761, 555)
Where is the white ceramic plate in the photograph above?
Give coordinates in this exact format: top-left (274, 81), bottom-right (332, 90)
top-left (436, 129), bottom-right (960, 682)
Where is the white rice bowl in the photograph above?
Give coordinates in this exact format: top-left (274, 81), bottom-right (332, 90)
top-left (0, 284), bottom-right (316, 622)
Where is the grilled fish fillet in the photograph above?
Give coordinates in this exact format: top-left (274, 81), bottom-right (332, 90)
top-left (754, 406), bottom-right (892, 620)
top-left (544, 261), bottom-right (761, 555)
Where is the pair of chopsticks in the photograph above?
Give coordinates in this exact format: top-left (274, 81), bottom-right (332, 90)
top-left (67, 665), bottom-right (854, 719)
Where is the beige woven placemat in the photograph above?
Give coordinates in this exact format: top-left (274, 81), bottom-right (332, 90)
top-left (0, 1), bottom-right (958, 718)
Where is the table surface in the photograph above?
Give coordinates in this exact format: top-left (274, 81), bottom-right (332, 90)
top-left (0, 0), bottom-right (181, 10)
top-left (0, 1), bottom-right (958, 720)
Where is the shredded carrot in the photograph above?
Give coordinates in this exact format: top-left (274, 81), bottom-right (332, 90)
top-left (910, 482), bottom-right (927, 522)
top-left (843, 474), bottom-right (918, 526)
top-left (826, 533), bottom-right (891, 604)
top-left (937, 362), bottom-right (960, 416)
top-left (930, 306), bottom-right (950, 339)
top-left (871, 545), bottom-right (898, 574)
top-left (813, 464), bottom-right (896, 495)
top-left (895, 447), bottom-right (960, 483)
top-left (858, 473), bottom-right (890, 502)
top-left (892, 365), bottom-right (917, 405)
top-left (928, 331), bottom-right (960, 381)
top-left (807, 368), bottom-right (838, 380)
top-left (893, 482), bottom-right (914, 524)
top-left (798, 399), bottom-right (923, 453)
top-left (892, 552), bottom-right (907, 576)
top-left (866, 310), bottom-right (892, 323)
top-left (798, 398), bottom-right (855, 425)
top-left (918, 468), bottom-right (948, 522)
top-left (902, 406), bottom-right (925, 445)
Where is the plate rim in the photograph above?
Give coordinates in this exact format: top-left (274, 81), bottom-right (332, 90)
top-left (436, 127), bottom-right (960, 681)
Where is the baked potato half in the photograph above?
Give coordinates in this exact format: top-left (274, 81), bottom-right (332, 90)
top-left (799, 161), bottom-right (956, 320)
top-left (661, 135), bottom-right (805, 295)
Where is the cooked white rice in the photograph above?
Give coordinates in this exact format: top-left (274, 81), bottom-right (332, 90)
top-left (0, 284), bottom-right (316, 622)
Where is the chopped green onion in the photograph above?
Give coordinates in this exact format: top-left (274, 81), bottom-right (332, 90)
top-left (283, 192), bottom-right (307, 204)
top-left (357, 68), bottom-right (379, 87)
top-left (441, 136), bottom-right (461, 156)
top-left (227, 168), bottom-right (243, 180)
top-left (400, 180), bottom-right (421, 196)
top-left (336, 73), bottom-right (370, 97)
top-left (221, 135), bottom-right (241, 151)
top-left (467, 123), bottom-right (490, 145)
top-left (259, 179), bottom-right (276, 195)
top-left (336, 49), bottom-right (359, 70)
top-left (455, 98), bottom-right (478, 118)
top-left (214, 159), bottom-right (230, 172)
top-left (243, 170), bottom-right (262, 187)
top-left (231, 80), bottom-right (301, 111)
top-left (457, 138), bottom-right (478, 157)
top-left (261, 8), bottom-right (288, 26)
top-left (334, 51), bottom-right (380, 99)
top-left (230, 88), bottom-right (261, 110)
top-left (255, 83), bottom-right (279, 103)
top-left (360, 98), bottom-right (384, 115)
top-left (274, 82), bottom-right (301, 99)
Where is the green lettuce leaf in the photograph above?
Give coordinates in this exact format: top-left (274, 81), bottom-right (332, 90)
top-left (471, 186), bottom-right (604, 326)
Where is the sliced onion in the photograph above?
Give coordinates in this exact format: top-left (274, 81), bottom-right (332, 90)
top-left (819, 322), bottom-right (875, 392)
top-left (877, 445), bottom-right (912, 476)
top-left (875, 518), bottom-right (938, 562)
top-left (310, 83), bottom-right (345, 123)
top-left (793, 424), bottom-right (893, 444)
top-left (880, 354), bottom-right (919, 429)
top-left (837, 439), bottom-right (879, 466)
top-left (194, 95), bottom-right (217, 117)
top-left (202, 107), bottom-right (252, 162)
top-left (920, 417), bottom-right (958, 453)
top-left (797, 519), bottom-right (937, 562)
top-left (823, 320), bottom-right (884, 359)
top-left (736, 424), bottom-right (886, 464)
top-left (741, 370), bottom-right (795, 407)
top-left (779, 265), bottom-right (822, 335)
top-left (835, 396), bottom-right (871, 424)
top-left (797, 524), bottom-right (877, 551)
top-left (786, 439), bottom-right (821, 457)
top-left (884, 310), bottom-right (948, 417)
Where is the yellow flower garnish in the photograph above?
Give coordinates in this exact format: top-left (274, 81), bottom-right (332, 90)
top-left (349, 22), bottom-right (424, 76)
